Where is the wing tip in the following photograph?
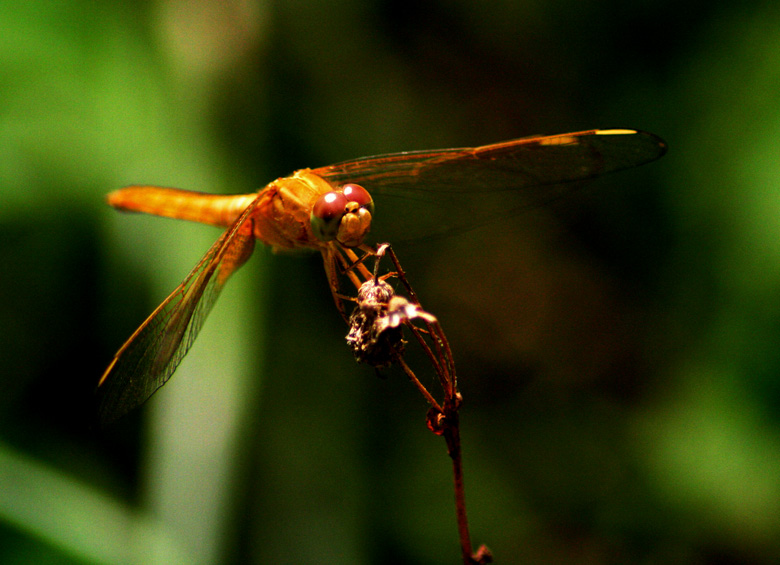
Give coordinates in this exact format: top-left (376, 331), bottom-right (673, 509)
top-left (595, 128), bottom-right (639, 135)
top-left (596, 128), bottom-right (668, 156)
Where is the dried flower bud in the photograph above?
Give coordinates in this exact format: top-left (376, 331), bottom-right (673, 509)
top-left (346, 278), bottom-right (436, 368)
top-left (379, 296), bottom-right (437, 331)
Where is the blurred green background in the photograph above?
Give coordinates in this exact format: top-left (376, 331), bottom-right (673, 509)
top-left (2, 1), bottom-right (780, 563)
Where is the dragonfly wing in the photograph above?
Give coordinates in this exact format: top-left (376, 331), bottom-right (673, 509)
top-left (97, 194), bottom-right (264, 424)
top-left (314, 129), bottom-right (667, 242)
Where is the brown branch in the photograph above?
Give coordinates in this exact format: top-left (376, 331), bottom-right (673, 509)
top-left (396, 355), bottom-right (442, 413)
top-left (340, 243), bottom-right (491, 564)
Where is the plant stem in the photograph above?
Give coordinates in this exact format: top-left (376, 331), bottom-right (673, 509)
top-left (443, 410), bottom-right (473, 564)
top-left (342, 243), bottom-right (491, 563)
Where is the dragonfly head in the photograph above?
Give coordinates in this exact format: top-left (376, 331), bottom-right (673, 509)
top-left (311, 183), bottom-right (374, 247)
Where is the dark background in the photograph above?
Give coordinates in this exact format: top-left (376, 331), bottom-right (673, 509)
top-left (3, 1), bottom-right (780, 563)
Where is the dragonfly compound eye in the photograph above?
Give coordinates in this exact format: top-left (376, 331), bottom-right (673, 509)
top-left (342, 183), bottom-right (375, 217)
top-left (311, 191), bottom-right (349, 241)
top-left (311, 185), bottom-right (374, 245)
top-left (337, 184), bottom-right (373, 247)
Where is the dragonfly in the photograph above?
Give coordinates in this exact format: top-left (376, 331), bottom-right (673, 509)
top-left (97, 128), bottom-right (667, 423)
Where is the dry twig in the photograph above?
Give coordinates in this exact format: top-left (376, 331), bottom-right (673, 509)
top-left (341, 243), bottom-right (492, 565)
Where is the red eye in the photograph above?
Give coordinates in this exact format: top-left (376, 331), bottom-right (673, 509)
top-left (342, 184), bottom-right (372, 206)
top-left (313, 191), bottom-right (347, 221)
top-left (311, 191), bottom-right (348, 241)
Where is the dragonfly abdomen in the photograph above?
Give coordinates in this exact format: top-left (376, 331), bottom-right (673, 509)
top-left (107, 186), bottom-right (259, 228)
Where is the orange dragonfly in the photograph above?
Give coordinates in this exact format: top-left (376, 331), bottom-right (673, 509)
top-left (97, 128), bottom-right (666, 423)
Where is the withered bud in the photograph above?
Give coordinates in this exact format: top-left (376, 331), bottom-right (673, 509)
top-left (346, 278), bottom-right (436, 368)
top-left (379, 296), bottom-right (437, 331)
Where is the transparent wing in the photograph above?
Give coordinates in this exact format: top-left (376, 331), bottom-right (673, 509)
top-left (313, 129), bottom-right (667, 242)
top-left (96, 193), bottom-right (265, 424)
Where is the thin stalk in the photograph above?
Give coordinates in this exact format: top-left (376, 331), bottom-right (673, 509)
top-left (341, 243), bottom-right (491, 564)
top-left (396, 356), bottom-right (442, 413)
top-left (443, 413), bottom-right (472, 564)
